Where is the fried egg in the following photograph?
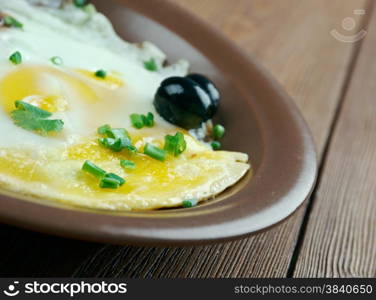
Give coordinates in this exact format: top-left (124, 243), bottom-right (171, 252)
top-left (0, 0), bottom-right (250, 211)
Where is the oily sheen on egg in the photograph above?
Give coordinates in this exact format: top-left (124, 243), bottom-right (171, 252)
top-left (0, 0), bottom-right (250, 210)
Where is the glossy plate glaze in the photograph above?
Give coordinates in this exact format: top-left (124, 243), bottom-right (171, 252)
top-left (0, 0), bottom-right (317, 246)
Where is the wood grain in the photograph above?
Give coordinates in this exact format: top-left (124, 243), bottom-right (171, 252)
top-left (73, 0), bottom-right (370, 278)
top-left (0, 0), bottom-right (370, 277)
top-left (293, 2), bottom-right (376, 277)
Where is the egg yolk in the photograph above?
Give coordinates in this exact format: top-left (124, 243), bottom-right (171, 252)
top-left (0, 65), bottom-right (103, 113)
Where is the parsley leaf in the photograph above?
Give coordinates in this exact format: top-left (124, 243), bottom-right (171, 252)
top-left (11, 101), bottom-right (64, 135)
top-left (15, 100), bottom-right (51, 118)
top-left (3, 16), bottom-right (23, 29)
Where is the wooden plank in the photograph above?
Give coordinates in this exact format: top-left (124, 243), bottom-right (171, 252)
top-left (72, 0), bottom-right (370, 278)
top-left (293, 2), bottom-right (376, 278)
top-left (175, 0), bottom-right (368, 153)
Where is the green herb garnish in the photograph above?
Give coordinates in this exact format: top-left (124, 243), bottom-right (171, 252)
top-left (106, 128), bottom-right (130, 139)
top-left (97, 125), bottom-right (136, 153)
top-left (50, 56), bottom-right (63, 66)
top-left (130, 114), bottom-right (144, 129)
top-left (164, 132), bottom-right (187, 157)
top-left (73, 0), bottom-right (88, 7)
top-left (120, 160), bottom-right (136, 170)
top-left (9, 51), bottom-right (22, 65)
top-left (213, 124), bottom-right (225, 140)
top-left (95, 69), bottom-right (107, 78)
top-left (143, 58), bottom-right (158, 71)
top-left (82, 160), bottom-right (107, 179)
top-left (99, 177), bottom-right (120, 189)
top-left (3, 16), bottom-right (23, 29)
top-left (211, 141), bottom-right (221, 150)
top-left (11, 101), bottom-right (64, 135)
top-left (130, 112), bottom-right (154, 129)
top-left (99, 137), bottom-right (134, 153)
top-left (82, 160), bottom-right (125, 189)
top-left (99, 138), bottom-right (121, 152)
top-left (104, 173), bottom-right (125, 186)
top-left (182, 199), bottom-right (198, 208)
top-left (97, 124), bottom-right (111, 135)
top-left (144, 143), bottom-right (166, 162)
top-left (142, 112), bottom-right (154, 127)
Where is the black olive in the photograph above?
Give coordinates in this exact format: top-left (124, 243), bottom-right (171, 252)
top-left (154, 76), bottom-right (214, 129)
top-left (186, 73), bottom-right (220, 116)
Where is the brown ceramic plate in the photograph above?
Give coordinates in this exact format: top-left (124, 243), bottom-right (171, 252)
top-left (0, 0), bottom-right (317, 246)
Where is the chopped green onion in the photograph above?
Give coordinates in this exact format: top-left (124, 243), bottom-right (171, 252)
top-left (130, 112), bottom-right (155, 129)
top-left (3, 16), bottom-right (23, 29)
top-left (130, 114), bottom-right (144, 129)
top-left (106, 128), bottom-right (129, 139)
top-left (120, 159), bottom-right (136, 170)
top-left (105, 173), bottom-right (125, 186)
top-left (142, 112), bottom-right (154, 127)
top-left (82, 161), bottom-right (125, 189)
top-left (97, 125), bottom-right (136, 154)
top-left (99, 177), bottom-right (120, 189)
top-left (98, 125), bottom-right (131, 141)
top-left (97, 124), bottom-right (111, 135)
top-left (211, 141), bottom-right (221, 150)
top-left (9, 51), bottom-right (22, 65)
top-left (73, 0), bottom-right (88, 7)
top-left (144, 143), bottom-right (166, 162)
top-left (213, 124), bottom-right (225, 140)
top-left (99, 137), bottom-right (129, 152)
top-left (82, 160), bottom-right (107, 179)
top-left (126, 145), bottom-right (138, 153)
top-left (50, 56), bottom-right (63, 66)
top-left (182, 199), bottom-right (198, 208)
top-left (143, 58), bottom-right (158, 71)
top-left (95, 69), bottom-right (107, 78)
top-left (164, 132), bottom-right (187, 157)
top-left (111, 138), bottom-right (127, 152)
top-left (98, 137), bottom-right (115, 148)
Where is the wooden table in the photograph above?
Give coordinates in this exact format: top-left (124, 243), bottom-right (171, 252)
top-left (1, 0), bottom-right (375, 278)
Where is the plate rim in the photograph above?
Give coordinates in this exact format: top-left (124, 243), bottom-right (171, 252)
top-left (0, 0), bottom-right (317, 246)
